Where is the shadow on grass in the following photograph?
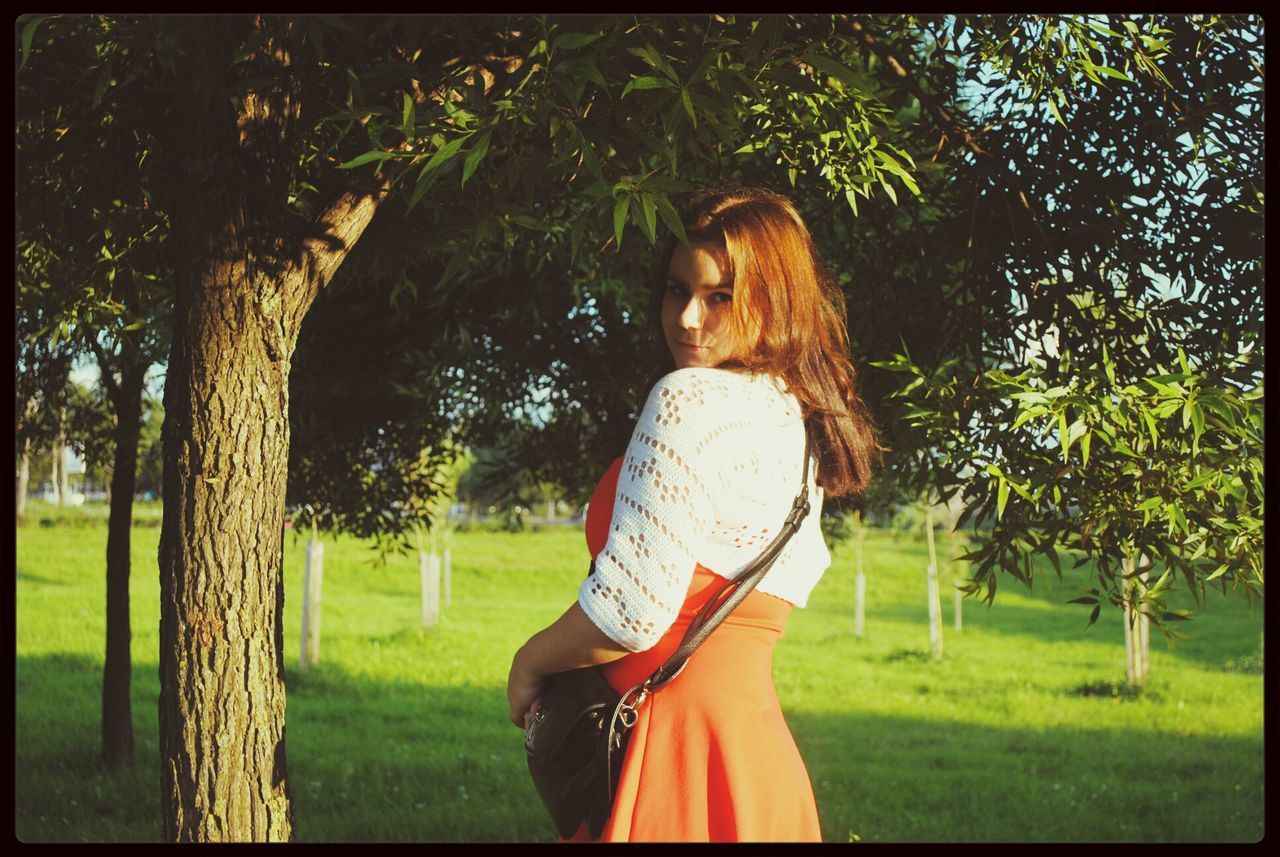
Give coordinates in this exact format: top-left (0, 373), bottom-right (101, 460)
top-left (16, 565), bottom-right (73, 587)
top-left (15, 651), bottom-right (1264, 843)
top-left (833, 586), bottom-right (1264, 674)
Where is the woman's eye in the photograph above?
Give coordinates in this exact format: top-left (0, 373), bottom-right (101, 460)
top-left (711, 292), bottom-right (733, 304)
top-left (666, 283), bottom-right (689, 297)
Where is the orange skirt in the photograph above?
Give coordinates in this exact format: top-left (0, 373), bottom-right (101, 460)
top-left (567, 458), bottom-right (821, 842)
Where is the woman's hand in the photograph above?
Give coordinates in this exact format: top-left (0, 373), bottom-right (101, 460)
top-left (507, 645), bottom-right (544, 729)
top-left (506, 602), bottom-right (630, 728)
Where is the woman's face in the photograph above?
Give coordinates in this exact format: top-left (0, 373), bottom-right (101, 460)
top-left (662, 241), bottom-right (744, 369)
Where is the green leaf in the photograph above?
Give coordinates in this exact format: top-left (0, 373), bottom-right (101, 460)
top-left (509, 214), bottom-right (548, 231)
top-left (421, 135), bottom-right (467, 175)
top-left (1087, 604), bottom-right (1101, 628)
top-left (1067, 596), bottom-right (1098, 605)
top-left (1142, 409), bottom-right (1159, 446)
top-left (687, 48), bottom-right (716, 85)
top-left (553, 32), bottom-right (603, 50)
top-left (878, 175), bottom-right (898, 206)
top-left (639, 192), bottom-right (658, 244)
top-left (1079, 430), bottom-right (1091, 466)
top-left (1184, 471), bottom-right (1216, 490)
top-left (572, 124), bottom-right (604, 180)
top-left (19, 15), bottom-right (52, 70)
top-left (759, 66), bottom-right (825, 94)
top-left (1087, 20), bottom-right (1124, 38)
top-left (1010, 406), bottom-right (1046, 431)
top-left (1045, 544), bottom-right (1062, 576)
top-left (621, 75), bottom-right (673, 98)
top-left (338, 150), bottom-right (394, 170)
top-left (562, 57), bottom-right (609, 91)
top-left (996, 478), bottom-right (1010, 520)
top-left (1111, 435), bottom-right (1139, 457)
top-left (636, 41), bottom-right (679, 83)
top-left (1047, 96), bottom-right (1067, 128)
top-left (92, 63), bottom-right (113, 108)
top-left (804, 52), bottom-right (862, 88)
top-left (681, 88), bottom-right (696, 127)
top-left (1094, 65), bottom-right (1132, 81)
top-left (1137, 497), bottom-right (1163, 511)
top-left (654, 193), bottom-right (689, 246)
top-left (461, 129), bottom-right (492, 186)
top-left (613, 194), bottom-right (629, 249)
top-left (844, 188), bottom-right (859, 216)
top-left (402, 93), bottom-right (415, 137)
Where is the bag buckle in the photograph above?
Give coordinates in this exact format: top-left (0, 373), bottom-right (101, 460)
top-left (614, 684), bottom-right (648, 729)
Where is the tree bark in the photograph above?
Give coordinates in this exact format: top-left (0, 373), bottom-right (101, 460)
top-left (102, 361), bottom-right (146, 768)
top-left (17, 433), bottom-right (31, 521)
top-left (158, 242), bottom-right (299, 840)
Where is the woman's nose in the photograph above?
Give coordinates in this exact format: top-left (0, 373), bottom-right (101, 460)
top-left (679, 298), bottom-right (704, 329)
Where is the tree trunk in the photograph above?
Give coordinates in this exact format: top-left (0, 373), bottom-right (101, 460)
top-left (950, 532), bottom-right (963, 633)
top-left (1121, 554), bottom-right (1149, 688)
top-left (103, 363), bottom-right (146, 768)
top-left (157, 34), bottom-right (384, 834)
top-left (158, 229), bottom-right (308, 839)
top-left (57, 406), bottom-right (69, 504)
top-left (924, 505), bottom-right (943, 659)
top-left (16, 433), bottom-right (31, 520)
top-left (853, 511), bottom-right (865, 638)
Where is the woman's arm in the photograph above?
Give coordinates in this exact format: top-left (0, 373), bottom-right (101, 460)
top-left (507, 601), bottom-right (630, 728)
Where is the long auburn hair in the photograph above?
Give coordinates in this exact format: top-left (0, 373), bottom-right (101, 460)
top-left (646, 185), bottom-right (882, 498)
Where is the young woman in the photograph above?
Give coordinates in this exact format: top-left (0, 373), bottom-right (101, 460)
top-left (507, 186), bottom-right (881, 842)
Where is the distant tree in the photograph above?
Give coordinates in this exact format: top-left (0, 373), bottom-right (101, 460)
top-left (15, 240), bottom-right (76, 518)
top-left (64, 380), bottom-right (114, 488)
top-left (134, 395), bottom-right (165, 500)
top-left (18, 11), bottom-right (172, 768)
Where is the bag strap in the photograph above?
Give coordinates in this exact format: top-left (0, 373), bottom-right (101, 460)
top-left (641, 426), bottom-right (813, 692)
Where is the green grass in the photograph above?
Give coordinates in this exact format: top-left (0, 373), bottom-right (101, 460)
top-left (15, 517), bottom-right (1263, 842)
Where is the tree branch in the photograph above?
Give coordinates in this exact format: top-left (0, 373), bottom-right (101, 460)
top-left (283, 177), bottom-right (393, 338)
top-left (844, 17), bottom-right (1060, 269)
top-left (845, 18), bottom-right (993, 162)
top-left (90, 337), bottom-right (123, 410)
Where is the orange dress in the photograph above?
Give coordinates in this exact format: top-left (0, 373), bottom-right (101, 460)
top-left (565, 456), bottom-right (822, 842)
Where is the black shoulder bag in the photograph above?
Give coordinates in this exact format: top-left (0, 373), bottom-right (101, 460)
top-left (523, 430), bottom-right (814, 839)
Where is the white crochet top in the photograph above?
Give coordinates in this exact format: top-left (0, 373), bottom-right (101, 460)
top-left (578, 367), bottom-right (831, 652)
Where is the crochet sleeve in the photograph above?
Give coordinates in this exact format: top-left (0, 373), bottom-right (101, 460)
top-left (578, 369), bottom-right (723, 652)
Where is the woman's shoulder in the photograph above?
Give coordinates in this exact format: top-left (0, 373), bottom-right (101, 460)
top-left (650, 366), bottom-right (787, 397)
top-left (644, 368), bottom-right (799, 425)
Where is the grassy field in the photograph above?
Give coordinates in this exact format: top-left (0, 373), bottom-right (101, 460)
top-left (15, 504), bottom-right (1264, 842)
